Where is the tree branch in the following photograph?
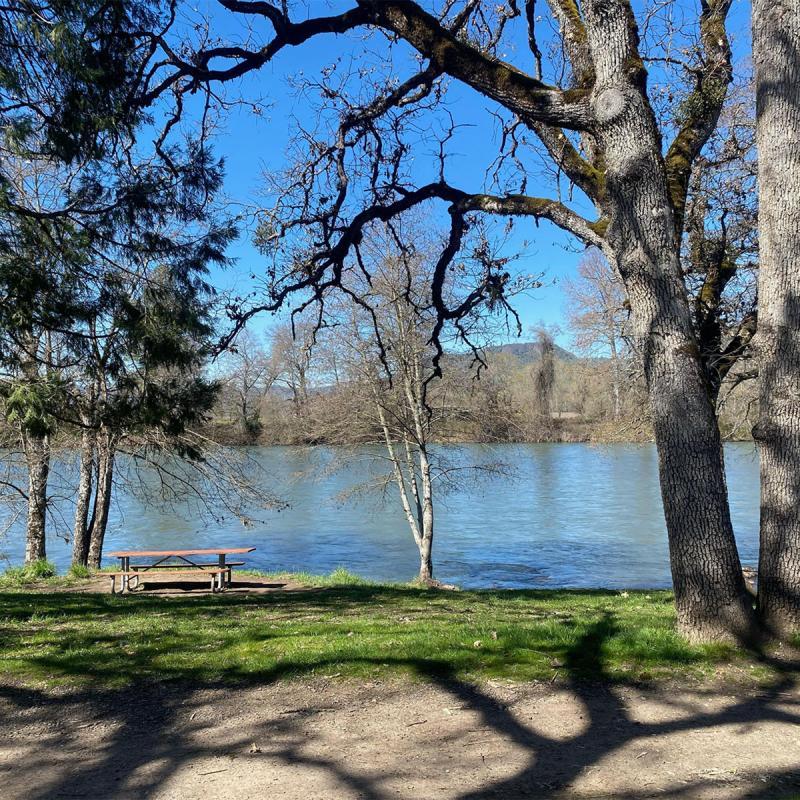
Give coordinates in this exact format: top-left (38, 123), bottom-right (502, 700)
top-left (359, 0), bottom-right (594, 130)
top-left (664, 0), bottom-right (734, 233)
top-left (143, 4), bottom-right (371, 102)
top-left (545, 0), bottom-right (594, 87)
top-left (223, 181), bottom-right (601, 358)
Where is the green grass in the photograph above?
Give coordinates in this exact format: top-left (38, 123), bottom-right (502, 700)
top-left (0, 559), bottom-right (58, 587)
top-left (66, 564), bottom-right (92, 580)
top-left (242, 566), bottom-right (377, 587)
top-left (0, 575), bottom-right (782, 690)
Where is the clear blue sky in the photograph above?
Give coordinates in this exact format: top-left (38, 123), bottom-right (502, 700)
top-left (183, 0), bottom-right (753, 350)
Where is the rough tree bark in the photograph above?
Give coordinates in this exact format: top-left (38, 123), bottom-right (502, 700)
top-left (22, 431), bottom-right (50, 563)
top-left (582, 0), bottom-right (754, 641)
top-left (752, 0), bottom-right (800, 636)
top-left (71, 426), bottom-right (96, 567)
top-left (16, 329), bottom-right (52, 564)
top-left (87, 429), bottom-right (116, 568)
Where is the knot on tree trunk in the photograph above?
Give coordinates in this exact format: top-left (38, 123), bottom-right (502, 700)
top-left (593, 87), bottom-right (627, 123)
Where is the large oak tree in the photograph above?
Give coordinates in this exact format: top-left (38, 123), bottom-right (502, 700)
top-left (139, 0), bottom-right (759, 640)
top-left (753, 0), bottom-right (800, 636)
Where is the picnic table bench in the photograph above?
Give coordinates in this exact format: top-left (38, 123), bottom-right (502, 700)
top-left (107, 547), bottom-right (256, 594)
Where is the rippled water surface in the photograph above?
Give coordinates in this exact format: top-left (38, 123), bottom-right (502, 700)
top-left (0, 443), bottom-right (760, 588)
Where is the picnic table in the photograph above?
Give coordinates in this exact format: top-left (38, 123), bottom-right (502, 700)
top-left (106, 547), bottom-right (256, 594)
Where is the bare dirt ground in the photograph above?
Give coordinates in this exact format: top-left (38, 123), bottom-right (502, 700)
top-left (1, 676), bottom-right (799, 799)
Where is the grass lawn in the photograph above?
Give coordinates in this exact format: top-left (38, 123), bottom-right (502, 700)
top-left (0, 570), bottom-right (787, 689)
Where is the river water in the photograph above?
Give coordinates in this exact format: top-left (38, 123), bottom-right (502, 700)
top-left (0, 443), bottom-right (760, 589)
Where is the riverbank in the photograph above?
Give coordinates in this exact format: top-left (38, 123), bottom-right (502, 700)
top-left (0, 572), bottom-right (794, 689)
top-left (200, 418), bottom-right (663, 446)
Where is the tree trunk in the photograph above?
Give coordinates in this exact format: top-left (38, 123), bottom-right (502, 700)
top-left (71, 427), bottom-right (95, 567)
top-left (418, 530), bottom-right (433, 583)
top-left (87, 430), bottom-right (116, 569)
top-left (416, 444), bottom-right (435, 584)
top-left (23, 431), bottom-right (50, 563)
top-left (584, 0), bottom-right (755, 641)
top-left (609, 333), bottom-right (621, 420)
top-left (752, 0), bottom-right (800, 636)
top-left (406, 345), bottom-right (436, 585)
top-left (376, 400), bottom-right (428, 574)
top-left (239, 394), bottom-right (249, 434)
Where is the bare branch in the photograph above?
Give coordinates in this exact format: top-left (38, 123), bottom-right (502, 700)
top-left (664, 0), bottom-right (734, 232)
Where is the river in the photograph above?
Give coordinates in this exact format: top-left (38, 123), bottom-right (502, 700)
top-left (0, 442), bottom-right (760, 588)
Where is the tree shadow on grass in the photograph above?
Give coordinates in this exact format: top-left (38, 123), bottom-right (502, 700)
top-left (2, 606), bottom-right (800, 799)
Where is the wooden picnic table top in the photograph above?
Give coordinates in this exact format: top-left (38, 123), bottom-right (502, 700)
top-left (108, 547), bottom-right (256, 558)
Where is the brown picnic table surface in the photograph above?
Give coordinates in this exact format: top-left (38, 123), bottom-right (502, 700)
top-left (108, 548), bottom-right (256, 557)
top-left (107, 547), bottom-right (256, 593)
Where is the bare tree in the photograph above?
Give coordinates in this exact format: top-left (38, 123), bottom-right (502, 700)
top-left (563, 251), bottom-right (629, 420)
top-left (326, 220), bottom-right (523, 584)
top-left (337, 235), bottom-right (457, 585)
top-left (683, 80), bottom-right (758, 408)
top-left (349, 328), bottom-right (440, 584)
top-left (269, 322), bottom-right (318, 415)
top-left (532, 329), bottom-right (556, 425)
top-left (219, 330), bottom-right (275, 439)
top-left (140, 0), bottom-right (763, 639)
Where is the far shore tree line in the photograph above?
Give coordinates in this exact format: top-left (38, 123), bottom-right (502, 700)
top-left (209, 252), bottom-right (757, 450)
top-left (0, 0), bottom-right (798, 645)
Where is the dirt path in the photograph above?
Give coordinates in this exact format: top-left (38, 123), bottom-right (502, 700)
top-left (1, 677), bottom-right (799, 799)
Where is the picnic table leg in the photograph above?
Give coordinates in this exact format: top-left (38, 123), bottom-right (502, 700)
top-left (218, 554), bottom-right (227, 590)
top-left (121, 557), bottom-right (129, 593)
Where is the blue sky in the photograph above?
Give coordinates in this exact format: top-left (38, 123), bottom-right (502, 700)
top-left (183, 0), bottom-right (753, 350)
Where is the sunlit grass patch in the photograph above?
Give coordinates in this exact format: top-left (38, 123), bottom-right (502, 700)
top-left (0, 559), bottom-right (58, 588)
top-left (0, 580), bottom-right (782, 689)
top-left (243, 567), bottom-right (382, 587)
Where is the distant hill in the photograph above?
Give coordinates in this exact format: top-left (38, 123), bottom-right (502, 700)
top-left (483, 340), bottom-right (577, 363)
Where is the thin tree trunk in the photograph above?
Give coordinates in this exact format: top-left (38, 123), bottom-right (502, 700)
top-left (406, 351), bottom-right (435, 585)
top-left (71, 427), bottom-right (95, 567)
top-left (416, 444), bottom-right (434, 583)
top-left (376, 400), bottom-right (423, 547)
top-left (752, 0), bottom-right (800, 636)
top-left (239, 394), bottom-right (249, 434)
top-left (584, 0), bottom-right (755, 641)
top-left (23, 431), bottom-right (49, 563)
top-left (87, 430), bottom-right (116, 569)
top-left (372, 306), bottom-right (437, 585)
top-left (418, 527), bottom-right (433, 583)
top-left (403, 437), bottom-right (424, 528)
top-left (609, 333), bottom-right (621, 420)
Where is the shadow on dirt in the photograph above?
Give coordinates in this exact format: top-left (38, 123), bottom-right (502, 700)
top-left (2, 610), bottom-right (799, 799)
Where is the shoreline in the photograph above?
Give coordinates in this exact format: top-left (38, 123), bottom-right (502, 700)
top-left (3, 426), bottom-right (757, 450)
